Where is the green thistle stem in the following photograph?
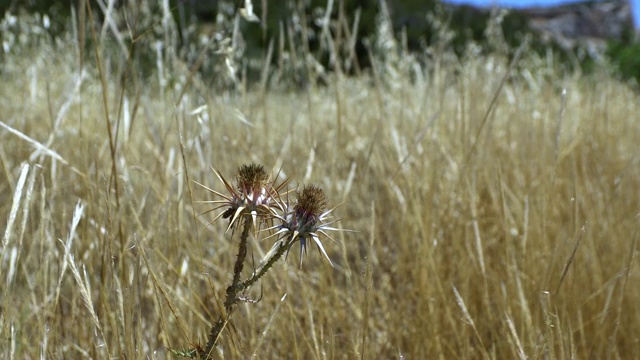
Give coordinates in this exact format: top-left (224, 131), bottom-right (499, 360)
top-left (225, 218), bottom-right (252, 311)
top-left (239, 237), bottom-right (291, 292)
top-left (201, 218), bottom-right (252, 359)
top-left (200, 235), bottom-right (290, 359)
top-left (201, 318), bottom-right (224, 359)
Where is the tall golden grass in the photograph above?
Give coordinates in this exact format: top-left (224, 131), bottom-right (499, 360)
top-left (1, 4), bottom-right (639, 359)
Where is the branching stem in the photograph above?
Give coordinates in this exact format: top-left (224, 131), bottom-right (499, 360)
top-left (225, 219), bottom-right (252, 312)
top-left (239, 238), bottom-right (291, 292)
top-left (202, 218), bottom-right (253, 359)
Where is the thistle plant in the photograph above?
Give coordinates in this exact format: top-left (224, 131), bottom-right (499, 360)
top-left (181, 163), bottom-right (343, 359)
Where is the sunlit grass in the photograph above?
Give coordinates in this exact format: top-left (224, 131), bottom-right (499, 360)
top-left (1, 6), bottom-right (640, 359)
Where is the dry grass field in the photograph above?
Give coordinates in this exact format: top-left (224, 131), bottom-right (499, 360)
top-left (1, 4), bottom-right (640, 359)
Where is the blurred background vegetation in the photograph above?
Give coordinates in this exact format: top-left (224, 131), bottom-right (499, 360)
top-left (2, 0), bottom-right (639, 83)
top-left (2, 1), bottom-right (640, 359)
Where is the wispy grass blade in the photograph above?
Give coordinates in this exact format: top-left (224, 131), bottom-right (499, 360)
top-left (2, 163), bottom-right (29, 248)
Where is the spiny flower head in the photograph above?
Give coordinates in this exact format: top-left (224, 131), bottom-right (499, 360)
top-left (269, 184), bottom-right (339, 268)
top-left (230, 163), bottom-right (271, 212)
top-left (291, 185), bottom-right (327, 234)
top-left (199, 163), bottom-right (287, 232)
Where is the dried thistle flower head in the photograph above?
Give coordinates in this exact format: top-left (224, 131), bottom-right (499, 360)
top-left (293, 185), bottom-right (327, 233)
top-left (198, 163), bottom-right (286, 232)
top-left (235, 163), bottom-right (269, 200)
top-left (273, 185), bottom-right (339, 268)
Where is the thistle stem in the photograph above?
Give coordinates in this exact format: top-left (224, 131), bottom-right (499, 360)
top-left (239, 238), bottom-right (291, 292)
top-left (225, 218), bottom-right (252, 311)
top-left (202, 218), bottom-right (252, 358)
top-left (202, 318), bottom-right (224, 359)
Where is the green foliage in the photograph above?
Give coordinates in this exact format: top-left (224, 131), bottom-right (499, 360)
top-left (607, 27), bottom-right (640, 83)
top-left (5, 0), bottom-right (633, 85)
top-left (1, 0), bottom-right (72, 36)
